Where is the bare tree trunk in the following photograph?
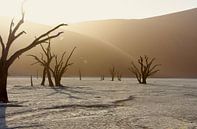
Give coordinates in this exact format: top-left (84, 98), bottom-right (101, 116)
top-left (49, 47), bottom-right (76, 86)
top-left (129, 56), bottom-right (160, 84)
top-left (142, 77), bottom-right (147, 84)
top-left (54, 76), bottom-right (62, 86)
top-left (100, 75), bottom-right (104, 81)
top-left (137, 77), bottom-right (142, 84)
top-left (112, 76), bottom-right (114, 81)
top-left (117, 72), bottom-right (122, 81)
top-left (109, 66), bottom-right (116, 81)
top-left (41, 67), bottom-right (46, 86)
top-left (0, 67), bottom-right (9, 103)
top-left (30, 75), bottom-right (33, 87)
top-left (46, 68), bottom-right (54, 86)
top-left (36, 71), bottom-right (39, 79)
top-left (79, 70), bottom-right (82, 81)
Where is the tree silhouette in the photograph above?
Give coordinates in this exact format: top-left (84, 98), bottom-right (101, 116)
top-left (100, 75), bottom-right (105, 81)
top-left (30, 75), bottom-right (33, 87)
top-left (0, 11), bottom-right (66, 103)
top-left (117, 71), bottom-right (122, 81)
top-left (49, 47), bottom-right (76, 86)
top-left (78, 69), bottom-right (82, 81)
top-left (128, 56), bottom-right (160, 84)
top-left (109, 66), bottom-right (116, 81)
top-left (29, 41), bottom-right (55, 87)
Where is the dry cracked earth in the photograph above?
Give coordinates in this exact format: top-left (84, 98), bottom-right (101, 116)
top-left (0, 78), bottom-right (197, 129)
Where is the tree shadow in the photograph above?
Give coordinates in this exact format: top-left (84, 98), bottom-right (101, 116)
top-left (42, 103), bottom-right (116, 110)
top-left (42, 96), bottom-right (135, 110)
top-left (47, 88), bottom-right (83, 100)
top-left (0, 103), bottom-right (24, 129)
top-left (54, 85), bottom-right (93, 92)
top-left (0, 103), bottom-right (43, 129)
top-left (112, 96), bottom-right (135, 105)
top-left (0, 103), bottom-right (7, 129)
top-left (46, 86), bottom-right (94, 99)
top-left (8, 124), bottom-right (43, 129)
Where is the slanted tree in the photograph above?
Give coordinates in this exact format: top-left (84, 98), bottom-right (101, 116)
top-left (128, 56), bottom-right (160, 84)
top-left (29, 40), bottom-right (55, 86)
top-left (117, 71), bottom-right (122, 81)
top-left (49, 47), bottom-right (76, 86)
top-left (109, 66), bottom-right (116, 81)
top-left (0, 11), bottom-right (66, 103)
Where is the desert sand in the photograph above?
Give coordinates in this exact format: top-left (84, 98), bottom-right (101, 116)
top-left (0, 78), bottom-right (197, 129)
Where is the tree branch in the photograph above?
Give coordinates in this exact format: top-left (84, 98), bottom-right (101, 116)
top-left (28, 54), bottom-right (45, 66)
top-left (6, 15), bottom-right (25, 52)
top-left (15, 31), bottom-right (26, 40)
top-left (0, 36), bottom-right (5, 56)
top-left (7, 24), bottom-right (65, 67)
top-left (34, 24), bottom-right (66, 42)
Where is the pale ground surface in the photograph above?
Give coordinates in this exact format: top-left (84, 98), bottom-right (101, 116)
top-left (0, 77), bottom-right (197, 129)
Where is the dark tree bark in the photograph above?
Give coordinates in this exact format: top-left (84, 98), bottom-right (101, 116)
top-left (0, 10), bottom-right (66, 103)
top-left (41, 67), bottom-right (46, 86)
top-left (100, 75), bottom-right (104, 81)
top-left (117, 71), bottom-right (122, 81)
top-left (79, 70), bottom-right (82, 81)
top-left (46, 67), bottom-right (54, 86)
top-left (109, 66), bottom-right (116, 81)
top-left (0, 67), bottom-right (8, 103)
top-left (129, 55), bottom-right (161, 84)
top-left (30, 75), bottom-right (33, 87)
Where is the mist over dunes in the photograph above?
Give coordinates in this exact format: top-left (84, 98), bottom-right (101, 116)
top-left (68, 8), bottom-right (197, 77)
top-left (1, 8), bottom-right (197, 77)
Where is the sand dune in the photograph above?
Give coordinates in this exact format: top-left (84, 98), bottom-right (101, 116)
top-left (0, 8), bottom-right (197, 77)
top-left (68, 8), bottom-right (197, 77)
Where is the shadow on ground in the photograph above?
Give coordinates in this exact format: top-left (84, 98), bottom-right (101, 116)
top-left (0, 103), bottom-right (42, 129)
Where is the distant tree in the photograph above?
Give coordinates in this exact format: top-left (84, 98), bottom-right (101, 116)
top-left (117, 71), bottom-right (122, 81)
top-left (36, 71), bottom-right (39, 79)
top-left (49, 47), bottom-right (76, 86)
top-left (109, 66), bottom-right (116, 81)
top-left (128, 56), bottom-right (160, 84)
top-left (100, 75), bottom-right (105, 81)
top-left (29, 41), bottom-right (55, 87)
top-left (78, 69), bottom-right (82, 81)
top-left (30, 75), bottom-right (33, 87)
top-left (0, 10), bottom-right (66, 103)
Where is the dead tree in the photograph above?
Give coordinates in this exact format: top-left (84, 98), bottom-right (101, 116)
top-left (50, 47), bottom-right (76, 86)
top-left (36, 71), bottom-right (39, 79)
top-left (0, 10), bottom-right (66, 103)
top-left (117, 72), bottom-right (122, 81)
top-left (30, 75), bottom-right (33, 87)
top-left (109, 66), bottom-right (116, 81)
top-left (41, 67), bottom-right (46, 86)
top-left (128, 56), bottom-right (160, 84)
top-left (79, 69), bottom-right (82, 81)
top-left (100, 75), bottom-right (105, 81)
top-left (29, 41), bottom-right (55, 87)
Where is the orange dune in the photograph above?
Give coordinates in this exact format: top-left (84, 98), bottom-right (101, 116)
top-left (0, 8), bottom-right (197, 77)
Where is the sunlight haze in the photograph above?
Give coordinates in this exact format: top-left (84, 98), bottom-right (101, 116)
top-left (0, 0), bottom-right (196, 25)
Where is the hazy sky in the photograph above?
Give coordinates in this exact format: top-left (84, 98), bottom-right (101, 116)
top-left (0, 0), bottom-right (196, 25)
